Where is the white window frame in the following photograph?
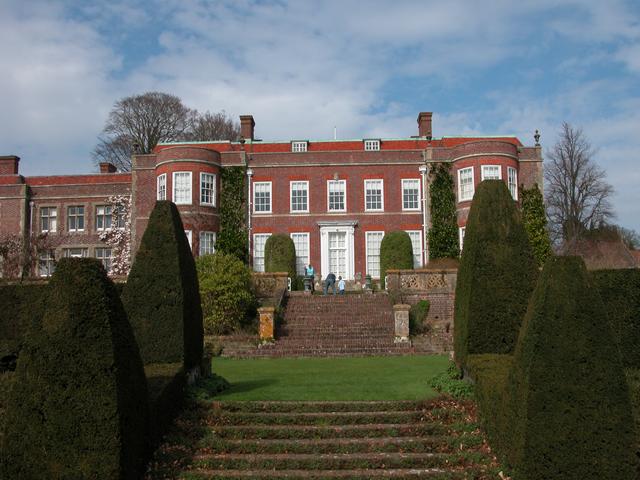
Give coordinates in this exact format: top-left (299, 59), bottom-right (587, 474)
top-left (291, 141), bottom-right (308, 152)
top-left (96, 205), bottom-right (112, 231)
top-left (508, 167), bottom-right (518, 200)
top-left (185, 230), bottom-right (193, 250)
top-left (364, 179), bottom-right (384, 212)
top-left (67, 206), bottom-right (85, 232)
top-left (199, 231), bottom-right (216, 256)
top-left (95, 247), bottom-right (114, 273)
top-left (327, 180), bottom-right (347, 212)
top-left (173, 171), bottom-right (192, 205)
top-left (290, 181), bottom-right (309, 213)
top-left (481, 165), bottom-right (502, 181)
top-left (157, 173), bottom-right (167, 201)
top-left (253, 233), bottom-right (271, 272)
top-left (40, 207), bottom-right (57, 233)
top-left (459, 227), bottom-right (466, 252)
top-left (253, 181), bottom-right (272, 213)
top-left (38, 251), bottom-right (55, 277)
top-left (402, 179), bottom-right (421, 211)
top-left (365, 231), bottom-right (385, 278)
top-left (63, 247), bottom-right (88, 258)
top-left (200, 172), bottom-right (216, 206)
top-left (290, 232), bottom-right (310, 276)
top-left (457, 167), bottom-right (474, 202)
top-left (405, 230), bottom-right (423, 268)
top-left (364, 139), bottom-right (380, 151)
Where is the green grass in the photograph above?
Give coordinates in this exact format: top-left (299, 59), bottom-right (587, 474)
top-left (204, 355), bottom-right (449, 401)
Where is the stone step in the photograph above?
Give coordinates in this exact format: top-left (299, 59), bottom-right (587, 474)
top-left (216, 401), bottom-right (422, 413)
top-left (216, 410), bottom-right (426, 426)
top-left (183, 467), bottom-right (470, 479)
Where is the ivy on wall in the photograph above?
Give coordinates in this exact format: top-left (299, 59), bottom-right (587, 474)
top-left (428, 163), bottom-right (460, 259)
top-left (216, 166), bottom-right (248, 262)
top-left (521, 184), bottom-right (552, 266)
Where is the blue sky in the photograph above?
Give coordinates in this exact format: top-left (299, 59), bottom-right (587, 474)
top-left (1, 0), bottom-right (639, 231)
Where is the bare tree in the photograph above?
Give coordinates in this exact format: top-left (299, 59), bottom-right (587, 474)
top-left (92, 134), bottom-right (134, 172)
top-left (618, 226), bottom-right (640, 250)
top-left (545, 122), bottom-right (615, 245)
top-left (186, 111), bottom-right (240, 142)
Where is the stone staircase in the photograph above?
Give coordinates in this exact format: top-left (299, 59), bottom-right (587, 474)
top-left (146, 399), bottom-right (502, 479)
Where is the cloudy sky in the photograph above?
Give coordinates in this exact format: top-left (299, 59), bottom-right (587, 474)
top-left (1, 0), bottom-right (639, 230)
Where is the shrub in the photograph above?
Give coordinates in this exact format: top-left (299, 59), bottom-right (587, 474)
top-left (428, 361), bottom-right (474, 399)
top-left (264, 234), bottom-right (297, 279)
top-left (217, 166), bottom-right (248, 262)
top-left (508, 256), bottom-right (636, 479)
top-left (196, 252), bottom-right (256, 335)
top-left (145, 362), bottom-right (186, 446)
top-left (429, 163), bottom-right (460, 259)
top-left (380, 231), bottom-right (414, 288)
top-left (520, 184), bottom-right (552, 267)
top-left (409, 299), bottom-right (430, 335)
top-left (454, 180), bottom-right (537, 366)
top-left (1, 258), bottom-right (149, 479)
top-left (592, 269), bottom-right (640, 368)
top-left (122, 201), bottom-right (203, 369)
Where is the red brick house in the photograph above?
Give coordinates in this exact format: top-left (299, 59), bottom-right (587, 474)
top-left (0, 112), bottom-right (542, 280)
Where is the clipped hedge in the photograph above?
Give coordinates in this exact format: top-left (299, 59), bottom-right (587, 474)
top-left (508, 256), bottom-right (636, 479)
top-left (1, 258), bottom-right (149, 479)
top-left (122, 201), bottom-right (203, 369)
top-left (454, 180), bottom-right (537, 366)
top-left (380, 231), bottom-right (414, 288)
top-left (409, 299), bottom-right (430, 335)
top-left (592, 269), bottom-right (640, 368)
top-left (0, 283), bottom-right (49, 371)
top-left (265, 234), bottom-right (297, 279)
top-left (145, 362), bottom-right (187, 447)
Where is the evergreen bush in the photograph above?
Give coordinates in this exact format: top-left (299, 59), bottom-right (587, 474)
top-left (454, 180), bottom-right (537, 366)
top-left (508, 256), bottom-right (636, 479)
top-left (409, 299), bottom-right (430, 335)
top-left (217, 166), bottom-right (248, 262)
top-left (428, 163), bottom-right (460, 259)
top-left (196, 252), bottom-right (256, 335)
top-left (1, 258), bottom-right (149, 479)
top-left (380, 231), bottom-right (414, 288)
top-left (122, 201), bottom-right (203, 369)
top-left (264, 234), bottom-right (297, 279)
top-left (521, 184), bottom-right (552, 266)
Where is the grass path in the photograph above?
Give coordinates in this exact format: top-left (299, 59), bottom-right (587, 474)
top-left (205, 355), bottom-right (449, 401)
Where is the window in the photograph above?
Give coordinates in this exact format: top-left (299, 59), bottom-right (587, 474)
top-left (291, 141), bottom-right (308, 152)
top-left (364, 139), bottom-right (380, 151)
top-left (173, 172), bottom-right (192, 205)
top-left (254, 182), bottom-right (272, 213)
top-left (364, 179), bottom-right (384, 211)
top-left (96, 205), bottom-right (112, 231)
top-left (67, 206), bottom-right (85, 232)
top-left (290, 181), bottom-right (309, 212)
top-left (113, 205), bottom-right (126, 229)
top-left (481, 165), bottom-right (501, 180)
top-left (327, 180), bottom-right (346, 212)
top-left (508, 167), bottom-right (518, 200)
top-left (95, 247), bottom-right (113, 273)
top-left (185, 230), bottom-right (193, 250)
top-left (63, 247), bottom-right (88, 258)
top-left (402, 179), bottom-right (420, 211)
top-left (199, 231), bottom-right (216, 256)
top-left (40, 207), bottom-right (57, 233)
top-left (405, 230), bottom-right (423, 268)
top-left (459, 227), bottom-right (466, 252)
top-left (253, 233), bottom-right (271, 272)
top-left (38, 251), bottom-right (55, 277)
top-left (366, 231), bottom-right (384, 278)
top-left (290, 233), bottom-right (310, 275)
top-left (458, 167), bottom-right (474, 202)
top-left (200, 172), bottom-right (216, 206)
top-left (157, 174), bottom-right (167, 201)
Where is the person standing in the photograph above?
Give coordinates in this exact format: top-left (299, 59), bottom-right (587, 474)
top-left (305, 263), bottom-right (315, 292)
top-left (338, 276), bottom-right (346, 295)
top-left (324, 272), bottom-right (336, 295)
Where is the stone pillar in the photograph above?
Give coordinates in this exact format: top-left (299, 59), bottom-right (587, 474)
top-left (393, 304), bottom-right (410, 342)
top-left (258, 306), bottom-right (276, 340)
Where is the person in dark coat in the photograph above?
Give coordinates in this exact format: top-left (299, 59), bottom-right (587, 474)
top-left (324, 272), bottom-right (336, 295)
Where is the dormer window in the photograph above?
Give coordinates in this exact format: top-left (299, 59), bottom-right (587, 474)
top-left (291, 141), bottom-right (308, 152)
top-left (364, 139), bottom-right (380, 151)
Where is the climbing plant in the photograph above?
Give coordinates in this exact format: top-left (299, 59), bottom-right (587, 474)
top-left (428, 163), bottom-right (459, 259)
top-left (217, 166), bottom-right (248, 262)
top-left (521, 184), bottom-right (552, 267)
top-left (98, 194), bottom-right (132, 275)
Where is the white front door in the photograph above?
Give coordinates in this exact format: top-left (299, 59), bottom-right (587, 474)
top-left (328, 231), bottom-right (347, 279)
top-left (320, 224), bottom-right (355, 280)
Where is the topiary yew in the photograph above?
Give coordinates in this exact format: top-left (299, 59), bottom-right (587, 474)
top-left (508, 256), bottom-right (636, 479)
top-left (380, 230), bottom-right (414, 288)
top-left (264, 234), bottom-right (297, 279)
top-left (1, 258), bottom-right (149, 479)
top-left (122, 200), bottom-right (203, 369)
top-left (454, 180), bottom-right (537, 366)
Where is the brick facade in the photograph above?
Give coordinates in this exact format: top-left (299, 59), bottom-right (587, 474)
top-left (0, 112), bottom-right (543, 279)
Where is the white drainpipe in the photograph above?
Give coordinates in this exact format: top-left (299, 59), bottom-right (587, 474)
top-left (419, 164), bottom-right (429, 266)
top-left (246, 168), bottom-right (253, 265)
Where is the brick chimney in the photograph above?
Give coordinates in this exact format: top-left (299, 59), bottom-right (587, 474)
top-left (99, 162), bottom-right (117, 173)
top-left (417, 112), bottom-right (433, 139)
top-left (240, 115), bottom-right (255, 141)
top-left (0, 155), bottom-right (20, 175)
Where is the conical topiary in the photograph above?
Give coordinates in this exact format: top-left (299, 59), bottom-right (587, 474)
top-left (380, 230), bottom-right (414, 288)
top-left (264, 234), bottom-right (297, 279)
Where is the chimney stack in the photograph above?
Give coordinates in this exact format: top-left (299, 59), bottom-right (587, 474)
top-left (0, 155), bottom-right (20, 175)
top-left (417, 112), bottom-right (433, 140)
top-left (99, 162), bottom-right (117, 174)
top-left (240, 115), bottom-right (255, 141)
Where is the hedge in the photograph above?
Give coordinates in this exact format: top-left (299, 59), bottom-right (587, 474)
top-left (508, 256), bottom-right (636, 479)
top-left (428, 163), bottom-right (459, 259)
top-left (454, 180), bottom-right (537, 366)
top-left (380, 231), bottom-right (414, 288)
top-left (264, 234), bottom-right (297, 279)
top-left (0, 283), bottom-right (49, 371)
top-left (122, 201), bottom-right (203, 369)
top-left (145, 362), bottom-right (187, 447)
top-left (591, 269), bottom-right (640, 368)
top-left (409, 299), bottom-right (430, 335)
top-left (1, 258), bottom-right (149, 479)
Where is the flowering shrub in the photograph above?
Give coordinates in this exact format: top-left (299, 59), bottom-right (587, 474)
top-left (98, 195), bottom-right (132, 275)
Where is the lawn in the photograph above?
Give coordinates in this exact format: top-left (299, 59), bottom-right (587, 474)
top-left (205, 355), bottom-right (450, 401)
